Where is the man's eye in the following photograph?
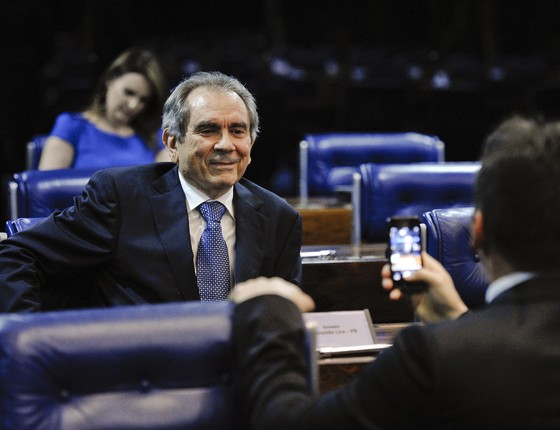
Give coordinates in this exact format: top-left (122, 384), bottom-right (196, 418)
top-left (199, 129), bottom-right (217, 136)
top-left (231, 128), bottom-right (246, 136)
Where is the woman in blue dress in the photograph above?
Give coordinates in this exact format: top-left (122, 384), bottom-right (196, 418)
top-left (39, 48), bottom-right (169, 170)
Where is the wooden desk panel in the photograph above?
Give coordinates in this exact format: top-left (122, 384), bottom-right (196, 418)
top-left (298, 207), bottom-right (353, 245)
top-left (319, 356), bottom-right (372, 393)
top-left (288, 198), bottom-right (353, 246)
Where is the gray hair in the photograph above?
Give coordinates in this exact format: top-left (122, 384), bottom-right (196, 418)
top-left (162, 71), bottom-right (259, 142)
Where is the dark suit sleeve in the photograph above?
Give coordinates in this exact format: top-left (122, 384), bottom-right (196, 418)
top-left (0, 170), bottom-right (120, 312)
top-left (276, 210), bottom-right (303, 286)
top-left (233, 295), bottom-right (439, 430)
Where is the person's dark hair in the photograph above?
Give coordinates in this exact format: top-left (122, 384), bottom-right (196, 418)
top-left (475, 116), bottom-right (560, 270)
top-left (162, 71), bottom-right (259, 143)
top-left (479, 115), bottom-right (544, 160)
top-left (88, 48), bottom-right (168, 148)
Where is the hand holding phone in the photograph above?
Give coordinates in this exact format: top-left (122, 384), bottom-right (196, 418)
top-left (387, 216), bottom-right (427, 293)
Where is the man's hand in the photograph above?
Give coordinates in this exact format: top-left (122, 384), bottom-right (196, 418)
top-left (230, 277), bottom-right (316, 313)
top-left (382, 252), bottom-right (469, 323)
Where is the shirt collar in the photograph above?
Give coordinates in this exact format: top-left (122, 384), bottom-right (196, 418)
top-left (485, 272), bottom-right (535, 303)
top-left (177, 170), bottom-right (235, 218)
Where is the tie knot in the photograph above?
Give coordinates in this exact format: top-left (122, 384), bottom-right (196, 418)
top-left (198, 201), bottom-right (226, 223)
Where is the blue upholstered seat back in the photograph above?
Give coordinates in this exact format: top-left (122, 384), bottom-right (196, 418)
top-left (360, 162), bottom-right (480, 242)
top-left (0, 302), bottom-right (241, 429)
top-left (423, 207), bottom-right (489, 308)
top-left (5, 217), bottom-right (45, 237)
top-left (26, 134), bottom-right (48, 169)
top-left (9, 168), bottom-right (98, 218)
top-left (304, 132), bottom-right (445, 195)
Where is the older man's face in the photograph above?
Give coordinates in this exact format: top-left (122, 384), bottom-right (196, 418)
top-left (168, 87), bottom-right (254, 199)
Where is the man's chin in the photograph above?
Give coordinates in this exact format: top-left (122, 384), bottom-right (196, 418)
top-left (209, 173), bottom-right (240, 189)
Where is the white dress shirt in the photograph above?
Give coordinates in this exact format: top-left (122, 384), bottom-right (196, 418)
top-left (177, 171), bottom-right (236, 281)
top-left (485, 272), bottom-right (534, 303)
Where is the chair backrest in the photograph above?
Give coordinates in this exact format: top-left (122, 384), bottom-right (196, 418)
top-left (0, 301), bottom-right (317, 429)
top-left (0, 302), bottom-right (240, 429)
top-left (422, 207), bottom-right (489, 308)
top-left (299, 132), bottom-right (445, 199)
top-left (5, 217), bottom-right (46, 237)
top-left (8, 168), bottom-right (98, 219)
top-left (359, 162), bottom-right (481, 243)
top-left (26, 134), bottom-right (48, 170)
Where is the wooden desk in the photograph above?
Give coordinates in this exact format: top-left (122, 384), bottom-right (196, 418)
top-left (302, 244), bottom-right (414, 323)
top-left (288, 198), bottom-right (353, 246)
top-left (319, 323), bottom-right (410, 393)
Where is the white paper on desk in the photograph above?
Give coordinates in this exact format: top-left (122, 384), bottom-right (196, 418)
top-left (302, 310), bottom-right (391, 356)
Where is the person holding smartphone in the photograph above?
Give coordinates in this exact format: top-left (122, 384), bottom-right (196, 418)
top-left (230, 116), bottom-right (560, 429)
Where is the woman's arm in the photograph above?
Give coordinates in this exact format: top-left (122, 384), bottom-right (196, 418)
top-left (38, 136), bottom-right (75, 170)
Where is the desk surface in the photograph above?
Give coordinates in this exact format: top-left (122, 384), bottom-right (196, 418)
top-left (302, 243), bottom-right (387, 263)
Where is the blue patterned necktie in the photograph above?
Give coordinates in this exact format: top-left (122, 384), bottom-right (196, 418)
top-left (196, 201), bottom-right (230, 301)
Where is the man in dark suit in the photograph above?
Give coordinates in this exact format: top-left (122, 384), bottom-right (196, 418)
top-left (0, 71), bottom-right (302, 312)
top-left (231, 116), bottom-right (560, 429)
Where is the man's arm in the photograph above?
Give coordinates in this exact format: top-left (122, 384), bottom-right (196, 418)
top-left (231, 278), bottom-right (442, 429)
top-left (0, 170), bottom-right (120, 312)
top-left (233, 289), bottom-right (367, 429)
top-left (231, 257), bottom-right (470, 429)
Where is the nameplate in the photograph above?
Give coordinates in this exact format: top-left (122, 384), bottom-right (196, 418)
top-left (303, 310), bottom-right (391, 356)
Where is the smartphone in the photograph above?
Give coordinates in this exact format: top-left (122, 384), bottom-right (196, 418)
top-left (387, 216), bottom-right (427, 293)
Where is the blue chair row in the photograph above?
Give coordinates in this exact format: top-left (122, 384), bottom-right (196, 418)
top-left (7, 168), bottom-right (98, 219)
top-left (356, 161), bottom-right (481, 243)
top-left (15, 131), bottom-right (447, 221)
top-left (0, 300), bottom-right (317, 429)
top-left (6, 160), bottom-right (479, 247)
top-left (299, 132), bottom-right (445, 200)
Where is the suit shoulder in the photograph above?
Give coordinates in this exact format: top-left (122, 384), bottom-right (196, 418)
top-left (92, 162), bottom-right (176, 183)
top-left (238, 178), bottom-right (298, 214)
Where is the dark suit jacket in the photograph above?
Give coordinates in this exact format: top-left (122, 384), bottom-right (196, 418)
top-left (233, 276), bottom-right (560, 429)
top-left (0, 163), bottom-right (302, 311)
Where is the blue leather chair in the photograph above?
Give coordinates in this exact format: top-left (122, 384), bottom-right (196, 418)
top-left (299, 132), bottom-right (445, 199)
top-left (358, 162), bottom-right (481, 243)
top-left (422, 207), bottom-right (489, 309)
top-left (0, 301), bottom-right (317, 429)
top-left (7, 168), bottom-right (98, 219)
top-left (26, 134), bottom-right (48, 169)
top-left (5, 217), bottom-right (45, 237)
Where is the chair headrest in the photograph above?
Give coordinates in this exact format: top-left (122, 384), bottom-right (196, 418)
top-left (12, 168), bottom-right (99, 217)
top-left (422, 207), bottom-right (489, 308)
top-left (304, 132), bottom-right (445, 195)
top-left (360, 162), bottom-right (481, 242)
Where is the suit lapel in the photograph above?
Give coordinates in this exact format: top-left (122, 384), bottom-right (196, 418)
top-left (150, 166), bottom-right (199, 300)
top-left (233, 182), bottom-right (269, 285)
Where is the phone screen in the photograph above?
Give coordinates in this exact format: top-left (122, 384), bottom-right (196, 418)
top-left (388, 222), bottom-right (423, 283)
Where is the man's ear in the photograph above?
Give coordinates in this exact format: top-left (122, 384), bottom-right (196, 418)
top-left (162, 129), bottom-right (179, 163)
top-left (471, 209), bottom-right (485, 252)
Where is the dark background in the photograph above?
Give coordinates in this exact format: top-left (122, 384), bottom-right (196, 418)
top-left (3, 0), bottom-right (560, 205)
